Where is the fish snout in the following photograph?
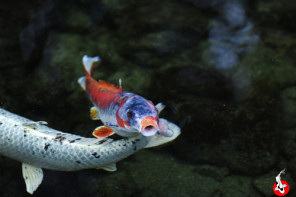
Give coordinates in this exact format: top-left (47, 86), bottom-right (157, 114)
top-left (141, 116), bottom-right (158, 136)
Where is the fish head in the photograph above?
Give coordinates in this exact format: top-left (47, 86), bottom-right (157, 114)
top-left (117, 96), bottom-right (159, 136)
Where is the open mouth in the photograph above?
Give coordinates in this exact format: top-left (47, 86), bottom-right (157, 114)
top-left (142, 125), bottom-right (158, 136)
top-left (141, 117), bottom-right (158, 136)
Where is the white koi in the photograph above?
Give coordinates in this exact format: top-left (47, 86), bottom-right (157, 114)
top-left (0, 107), bottom-right (180, 194)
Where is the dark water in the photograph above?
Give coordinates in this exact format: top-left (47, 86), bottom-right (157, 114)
top-left (1, 0), bottom-right (296, 196)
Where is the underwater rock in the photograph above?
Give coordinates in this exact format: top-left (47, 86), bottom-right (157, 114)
top-left (151, 65), bottom-right (280, 175)
top-left (204, 0), bottom-right (259, 70)
top-left (219, 176), bottom-right (260, 197)
top-left (253, 171), bottom-right (277, 197)
top-left (282, 129), bottom-right (296, 159)
top-left (100, 150), bottom-right (221, 197)
top-left (281, 87), bottom-right (296, 128)
top-left (253, 0), bottom-right (296, 33)
top-left (0, 158), bottom-right (25, 197)
top-left (287, 158), bottom-right (296, 184)
top-left (19, 0), bottom-right (61, 64)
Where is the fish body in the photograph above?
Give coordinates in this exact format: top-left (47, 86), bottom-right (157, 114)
top-left (0, 107), bottom-right (180, 194)
top-left (78, 55), bottom-right (173, 138)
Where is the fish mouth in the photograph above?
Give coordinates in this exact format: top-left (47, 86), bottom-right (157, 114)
top-left (141, 117), bottom-right (158, 136)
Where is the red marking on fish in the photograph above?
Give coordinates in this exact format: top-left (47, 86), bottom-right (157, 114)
top-left (85, 77), bottom-right (123, 110)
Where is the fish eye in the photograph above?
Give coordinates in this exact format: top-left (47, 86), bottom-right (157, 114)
top-left (127, 110), bottom-right (133, 119)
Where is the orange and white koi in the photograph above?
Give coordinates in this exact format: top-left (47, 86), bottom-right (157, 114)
top-left (78, 55), bottom-right (174, 138)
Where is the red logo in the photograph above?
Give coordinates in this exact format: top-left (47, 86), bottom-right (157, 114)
top-left (273, 169), bottom-right (289, 196)
top-left (273, 180), bottom-right (289, 196)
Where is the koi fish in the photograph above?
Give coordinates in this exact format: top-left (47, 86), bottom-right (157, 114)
top-left (0, 107), bottom-right (180, 194)
top-left (78, 55), bottom-right (174, 138)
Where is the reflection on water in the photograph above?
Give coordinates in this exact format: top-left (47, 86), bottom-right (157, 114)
top-left (206, 1), bottom-right (259, 70)
top-left (0, 0), bottom-right (296, 196)
top-left (204, 0), bottom-right (260, 100)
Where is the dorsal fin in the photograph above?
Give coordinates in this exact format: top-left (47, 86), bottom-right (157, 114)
top-left (98, 80), bottom-right (123, 92)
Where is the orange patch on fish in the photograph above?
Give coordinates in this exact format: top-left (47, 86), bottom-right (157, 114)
top-left (92, 126), bottom-right (114, 138)
top-left (141, 116), bottom-right (158, 131)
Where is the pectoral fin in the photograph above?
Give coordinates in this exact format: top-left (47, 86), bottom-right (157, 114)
top-left (100, 163), bottom-right (117, 172)
top-left (22, 163), bottom-right (44, 194)
top-left (93, 126), bottom-right (114, 138)
top-left (78, 76), bottom-right (86, 91)
top-left (155, 102), bottom-right (165, 114)
top-left (90, 106), bottom-right (100, 120)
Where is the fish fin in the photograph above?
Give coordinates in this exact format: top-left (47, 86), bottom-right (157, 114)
top-left (22, 163), bottom-right (43, 194)
top-left (145, 118), bottom-right (180, 148)
top-left (78, 76), bottom-right (86, 91)
top-left (36, 121), bottom-right (48, 125)
top-left (119, 78), bottom-right (123, 90)
top-left (155, 102), bottom-right (165, 114)
top-left (100, 163), bottom-right (117, 172)
top-left (22, 121), bottom-right (48, 129)
top-left (93, 126), bottom-right (114, 138)
top-left (98, 80), bottom-right (123, 92)
top-left (82, 55), bottom-right (100, 76)
top-left (108, 126), bottom-right (139, 137)
top-left (90, 106), bottom-right (100, 120)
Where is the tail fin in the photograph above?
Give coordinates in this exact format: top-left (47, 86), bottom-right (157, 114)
top-left (82, 55), bottom-right (100, 76)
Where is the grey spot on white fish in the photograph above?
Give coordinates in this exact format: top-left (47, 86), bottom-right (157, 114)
top-left (53, 135), bottom-right (66, 144)
top-left (97, 138), bottom-right (108, 145)
top-left (44, 143), bottom-right (51, 151)
top-left (92, 152), bottom-right (101, 158)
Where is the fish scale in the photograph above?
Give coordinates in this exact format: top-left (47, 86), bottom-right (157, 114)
top-left (0, 107), bottom-right (148, 171)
